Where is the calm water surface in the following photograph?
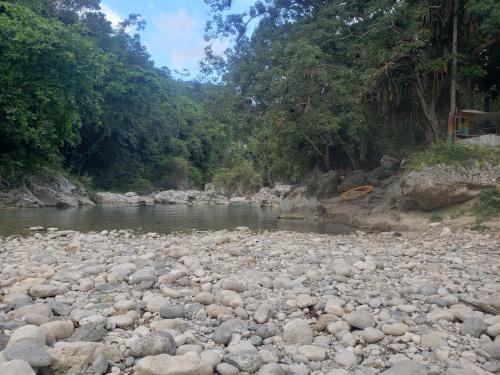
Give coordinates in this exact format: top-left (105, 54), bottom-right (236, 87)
top-left (0, 204), bottom-right (354, 236)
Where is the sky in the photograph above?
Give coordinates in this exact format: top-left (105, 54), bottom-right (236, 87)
top-left (101, 0), bottom-right (257, 78)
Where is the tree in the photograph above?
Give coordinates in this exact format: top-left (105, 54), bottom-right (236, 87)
top-left (203, 0), bottom-right (500, 180)
top-left (0, 2), bottom-right (104, 179)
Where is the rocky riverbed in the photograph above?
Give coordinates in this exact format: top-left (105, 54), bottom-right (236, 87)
top-left (0, 228), bottom-right (499, 375)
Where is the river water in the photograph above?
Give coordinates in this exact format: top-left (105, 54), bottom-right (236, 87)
top-left (0, 204), bottom-right (354, 236)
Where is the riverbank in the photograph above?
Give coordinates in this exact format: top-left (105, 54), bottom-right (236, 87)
top-left (1, 163), bottom-right (498, 235)
top-left (1, 228), bottom-right (499, 374)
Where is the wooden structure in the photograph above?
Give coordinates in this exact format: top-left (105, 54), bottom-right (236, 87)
top-left (448, 109), bottom-right (500, 143)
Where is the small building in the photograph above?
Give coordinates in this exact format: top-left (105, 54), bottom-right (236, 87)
top-left (453, 110), bottom-right (500, 146)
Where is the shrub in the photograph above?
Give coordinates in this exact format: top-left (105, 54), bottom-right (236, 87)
top-left (213, 160), bottom-right (263, 196)
top-left (188, 167), bottom-right (203, 189)
top-left (430, 213), bottom-right (443, 223)
top-left (473, 188), bottom-right (500, 220)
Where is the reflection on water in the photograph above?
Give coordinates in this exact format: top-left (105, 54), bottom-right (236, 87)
top-left (0, 204), bottom-right (354, 236)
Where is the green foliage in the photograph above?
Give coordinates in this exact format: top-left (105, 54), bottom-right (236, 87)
top-left (0, 1), bottom-right (231, 191)
top-left (203, 0), bottom-right (500, 181)
top-left (430, 213), bottom-right (443, 223)
top-left (2, 0), bottom-right (500, 192)
top-left (473, 188), bottom-right (500, 220)
top-left (213, 160), bottom-right (263, 196)
top-left (0, 2), bottom-right (104, 180)
top-left (407, 141), bottom-right (500, 170)
top-left (188, 167), bottom-right (203, 189)
top-left (470, 222), bottom-right (489, 232)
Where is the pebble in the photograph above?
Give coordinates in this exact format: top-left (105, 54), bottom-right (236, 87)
top-left (224, 350), bottom-right (263, 373)
top-left (254, 302), bottom-right (271, 323)
top-left (135, 352), bottom-right (212, 375)
top-left (380, 359), bottom-right (427, 374)
top-left (334, 350), bottom-right (359, 368)
top-left (283, 319), bottom-right (313, 344)
top-left (217, 362), bottom-right (240, 375)
top-left (363, 327), bottom-right (385, 343)
top-left (7, 325), bottom-right (46, 347)
top-left (0, 359), bottom-right (36, 375)
top-left (3, 343), bottom-right (52, 367)
top-left (461, 317), bottom-right (487, 337)
top-left (40, 321), bottom-right (74, 340)
top-left (259, 363), bottom-right (285, 375)
top-left (344, 311), bottom-right (376, 330)
top-left (0, 229), bottom-right (497, 375)
top-left (421, 333), bottom-right (444, 348)
top-left (381, 323), bottom-right (410, 336)
top-left (298, 345), bottom-right (327, 361)
top-left (129, 331), bottom-right (176, 358)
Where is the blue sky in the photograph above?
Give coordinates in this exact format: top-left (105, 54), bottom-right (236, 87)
top-left (101, 1), bottom-right (256, 78)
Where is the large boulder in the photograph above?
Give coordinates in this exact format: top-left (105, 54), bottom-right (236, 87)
top-left (248, 185), bottom-right (292, 207)
top-left (380, 155), bottom-right (401, 171)
top-left (94, 192), bottom-right (153, 205)
top-left (339, 170), bottom-right (367, 192)
top-left (47, 341), bottom-right (122, 375)
top-left (401, 164), bottom-right (500, 211)
top-left (278, 187), bottom-right (326, 219)
top-left (0, 168), bottom-right (94, 208)
top-left (306, 171), bottom-right (340, 199)
top-left (154, 190), bottom-right (227, 205)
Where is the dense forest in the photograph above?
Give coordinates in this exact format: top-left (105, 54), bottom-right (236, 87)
top-left (0, 0), bottom-right (499, 192)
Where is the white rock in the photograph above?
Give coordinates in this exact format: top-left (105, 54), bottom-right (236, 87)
top-left (283, 319), bottom-right (313, 344)
top-left (7, 325), bottom-right (46, 347)
top-left (135, 352), bottom-right (213, 375)
top-left (0, 359), bottom-right (36, 375)
top-left (363, 327), bottom-right (385, 343)
top-left (381, 323), bottom-right (410, 336)
top-left (298, 345), bottom-right (327, 361)
top-left (334, 350), bottom-right (359, 368)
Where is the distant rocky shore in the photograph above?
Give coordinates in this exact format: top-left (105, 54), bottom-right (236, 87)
top-left (0, 227), bottom-right (499, 374)
top-left (93, 185), bottom-right (293, 208)
top-left (0, 168), bottom-right (292, 209)
top-left (1, 161), bottom-right (498, 232)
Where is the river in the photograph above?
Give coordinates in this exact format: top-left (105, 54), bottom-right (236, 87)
top-left (0, 204), bottom-right (354, 236)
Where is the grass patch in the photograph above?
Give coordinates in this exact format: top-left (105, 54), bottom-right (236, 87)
top-left (473, 188), bottom-right (500, 220)
top-left (448, 207), bottom-right (466, 219)
top-left (470, 222), bottom-right (489, 232)
top-left (407, 141), bottom-right (500, 171)
top-left (430, 213), bottom-right (443, 223)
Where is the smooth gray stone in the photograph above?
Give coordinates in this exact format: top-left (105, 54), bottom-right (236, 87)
top-left (381, 360), bottom-right (428, 375)
top-left (3, 342), bottom-right (52, 367)
top-left (224, 350), bottom-right (263, 373)
top-left (68, 322), bottom-right (106, 342)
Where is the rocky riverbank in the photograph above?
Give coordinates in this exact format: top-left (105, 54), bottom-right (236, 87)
top-left (94, 185), bottom-right (293, 207)
top-left (0, 169), bottom-right (94, 209)
top-left (1, 228), bottom-right (499, 374)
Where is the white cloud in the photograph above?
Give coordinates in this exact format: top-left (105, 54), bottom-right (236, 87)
top-left (146, 9), bottom-right (229, 73)
top-left (101, 3), bottom-right (123, 27)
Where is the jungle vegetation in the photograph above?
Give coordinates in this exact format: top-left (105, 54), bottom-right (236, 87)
top-left (0, 0), bottom-right (499, 191)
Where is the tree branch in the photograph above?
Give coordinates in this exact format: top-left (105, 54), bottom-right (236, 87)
top-left (302, 133), bottom-right (325, 157)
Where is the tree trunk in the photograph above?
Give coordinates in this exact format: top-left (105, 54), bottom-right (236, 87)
top-left (461, 78), bottom-right (473, 108)
top-left (343, 143), bottom-right (360, 170)
top-left (324, 144), bottom-right (332, 170)
top-left (359, 134), bottom-right (367, 163)
top-left (484, 96), bottom-right (491, 112)
top-left (447, 0), bottom-right (458, 142)
top-left (414, 73), bottom-right (440, 142)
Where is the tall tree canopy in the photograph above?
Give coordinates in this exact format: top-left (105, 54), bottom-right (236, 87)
top-left (203, 0), bottom-right (500, 182)
top-left (0, 0), bottom-right (498, 190)
top-left (0, 1), bottom-right (230, 190)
